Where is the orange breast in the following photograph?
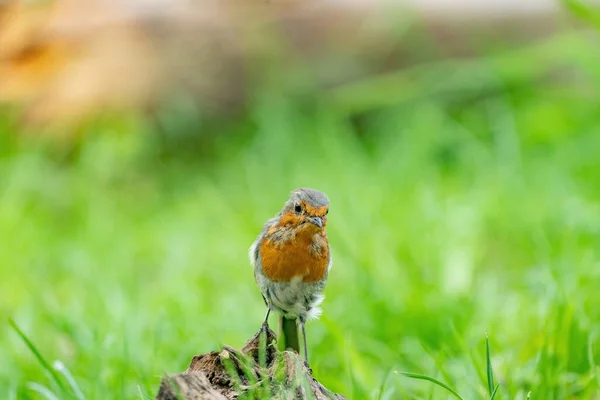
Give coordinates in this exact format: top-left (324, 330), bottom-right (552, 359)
top-left (259, 231), bottom-right (329, 283)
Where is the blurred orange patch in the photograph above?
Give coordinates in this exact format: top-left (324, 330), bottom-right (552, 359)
top-left (0, 0), bottom-right (566, 131)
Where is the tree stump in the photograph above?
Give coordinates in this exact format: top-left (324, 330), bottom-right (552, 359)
top-left (156, 325), bottom-right (345, 400)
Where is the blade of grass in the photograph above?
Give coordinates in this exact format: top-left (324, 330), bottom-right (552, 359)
top-left (396, 371), bottom-right (464, 400)
top-left (8, 319), bottom-right (67, 394)
top-left (221, 351), bottom-right (243, 395)
top-left (490, 383), bottom-right (500, 400)
top-left (137, 385), bottom-right (154, 400)
top-left (376, 369), bottom-right (393, 400)
top-left (420, 341), bottom-right (454, 392)
top-left (449, 322), bottom-right (486, 386)
top-left (293, 357), bottom-right (313, 400)
top-left (485, 330), bottom-right (495, 396)
top-left (53, 361), bottom-right (85, 400)
top-left (257, 331), bottom-right (272, 398)
top-left (27, 383), bottom-right (60, 400)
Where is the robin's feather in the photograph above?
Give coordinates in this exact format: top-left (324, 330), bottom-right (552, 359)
top-left (259, 224), bottom-right (329, 283)
top-left (250, 188), bottom-right (331, 365)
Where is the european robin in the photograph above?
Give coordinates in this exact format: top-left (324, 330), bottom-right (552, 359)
top-left (249, 188), bottom-right (331, 366)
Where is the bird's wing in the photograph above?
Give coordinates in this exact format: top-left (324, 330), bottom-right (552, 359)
top-left (248, 216), bottom-right (279, 269)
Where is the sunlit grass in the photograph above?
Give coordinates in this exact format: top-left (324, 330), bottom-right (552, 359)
top-left (1, 28), bottom-right (600, 399)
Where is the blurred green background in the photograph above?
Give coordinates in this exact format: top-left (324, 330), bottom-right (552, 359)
top-left (2, 2), bottom-right (600, 399)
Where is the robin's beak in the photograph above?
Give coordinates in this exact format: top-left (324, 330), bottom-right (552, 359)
top-left (307, 216), bottom-right (323, 228)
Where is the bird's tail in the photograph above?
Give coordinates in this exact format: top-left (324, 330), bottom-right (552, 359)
top-left (279, 315), bottom-right (300, 353)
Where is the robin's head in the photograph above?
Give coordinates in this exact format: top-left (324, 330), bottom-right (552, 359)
top-left (279, 188), bottom-right (329, 230)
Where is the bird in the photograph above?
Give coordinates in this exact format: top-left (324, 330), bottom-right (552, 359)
top-left (249, 188), bottom-right (331, 367)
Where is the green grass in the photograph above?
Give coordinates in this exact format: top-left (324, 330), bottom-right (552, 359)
top-left (2, 25), bottom-right (600, 399)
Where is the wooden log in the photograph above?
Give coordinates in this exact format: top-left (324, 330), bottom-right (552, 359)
top-left (156, 325), bottom-right (345, 400)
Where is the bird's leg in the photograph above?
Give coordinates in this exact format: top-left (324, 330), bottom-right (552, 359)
top-left (301, 321), bottom-right (310, 369)
top-left (261, 307), bottom-right (271, 330)
top-left (257, 307), bottom-right (272, 362)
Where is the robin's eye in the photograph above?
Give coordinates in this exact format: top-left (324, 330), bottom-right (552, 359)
top-left (294, 204), bottom-right (302, 213)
